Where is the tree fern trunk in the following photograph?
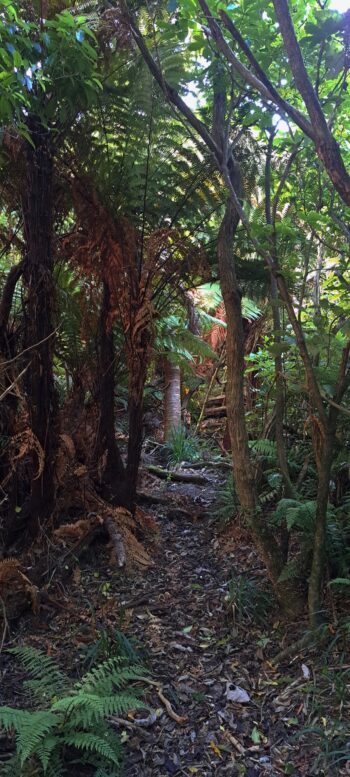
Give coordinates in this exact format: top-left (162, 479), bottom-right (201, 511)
top-left (163, 358), bottom-right (181, 441)
top-left (22, 118), bottom-right (58, 536)
top-left (95, 282), bottom-right (126, 501)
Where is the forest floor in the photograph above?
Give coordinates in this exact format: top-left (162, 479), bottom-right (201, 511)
top-left (0, 463), bottom-right (349, 776)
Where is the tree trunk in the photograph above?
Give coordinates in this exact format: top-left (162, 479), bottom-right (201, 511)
top-left (308, 432), bottom-right (334, 627)
top-left (95, 282), bottom-right (126, 501)
top-left (212, 82), bottom-right (303, 614)
top-left (163, 358), bottom-right (182, 441)
top-left (22, 119), bottom-right (59, 537)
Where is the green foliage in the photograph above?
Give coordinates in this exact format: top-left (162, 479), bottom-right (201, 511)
top-left (82, 627), bottom-right (143, 670)
top-left (0, 646), bottom-right (147, 776)
top-left (225, 573), bottom-right (273, 625)
top-left (0, 0), bottom-right (101, 130)
top-left (273, 498), bottom-right (350, 581)
top-left (163, 426), bottom-right (200, 466)
top-left (213, 474), bottom-right (237, 526)
top-left (155, 314), bottom-right (218, 368)
top-left (249, 438), bottom-right (277, 462)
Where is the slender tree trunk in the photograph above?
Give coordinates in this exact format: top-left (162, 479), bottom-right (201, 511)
top-left (22, 119), bottom-right (59, 537)
top-left (265, 131), bottom-right (295, 505)
top-left (95, 282), bottom-right (126, 500)
top-left (271, 277), bottom-right (295, 500)
top-left (126, 334), bottom-right (152, 504)
top-left (126, 381), bottom-right (145, 504)
top-left (213, 87), bottom-right (303, 614)
top-left (308, 432), bottom-right (334, 626)
top-left (163, 358), bottom-right (182, 441)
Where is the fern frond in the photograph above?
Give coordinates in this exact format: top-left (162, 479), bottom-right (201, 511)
top-left (18, 712), bottom-right (57, 766)
top-left (53, 692), bottom-right (144, 727)
top-left (76, 656), bottom-right (145, 694)
top-left (249, 439), bottom-right (277, 460)
top-left (62, 732), bottom-right (121, 765)
top-left (9, 646), bottom-right (70, 701)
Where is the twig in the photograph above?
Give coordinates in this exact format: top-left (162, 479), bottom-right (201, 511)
top-left (110, 710), bottom-right (160, 729)
top-left (0, 597), bottom-right (9, 655)
top-left (0, 362), bottom-right (31, 402)
top-left (139, 677), bottom-right (188, 725)
top-left (0, 327), bottom-right (59, 367)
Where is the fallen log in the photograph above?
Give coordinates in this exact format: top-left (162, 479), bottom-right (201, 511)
top-left (146, 465), bottom-right (208, 485)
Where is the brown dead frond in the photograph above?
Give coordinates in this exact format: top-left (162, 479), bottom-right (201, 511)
top-left (304, 414), bottom-right (325, 470)
top-left (55, 433), bottom-right (76, 485)
top-left (2, 428), bottom-right (45, 488)
top-left (54, 515), bottom-right (103, 546)
top-left (0, 558), bottom-right (38, 615)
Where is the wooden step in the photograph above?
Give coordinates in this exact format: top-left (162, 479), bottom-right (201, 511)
top-left (200, 417), bottom-right (226, 429)
top-left (206, 394), bottom-right (226, 405)
top-left (204, 405), bottom-right (227, 418)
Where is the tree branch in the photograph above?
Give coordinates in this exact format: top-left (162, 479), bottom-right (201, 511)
top-left (217, 8), bottom-right (314, 139)
top-left (272, 0), bottom-right (350, 206)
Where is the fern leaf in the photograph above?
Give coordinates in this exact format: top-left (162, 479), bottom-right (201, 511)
top-left (62, 732), bottom-right (121, 765)
top-left (16, 711), bottom-right (57, 766)
top-left (9, 647), bottom-right (70, 698)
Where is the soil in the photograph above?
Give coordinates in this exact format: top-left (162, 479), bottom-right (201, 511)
top-left (0, 465), bottom-right (348, 776)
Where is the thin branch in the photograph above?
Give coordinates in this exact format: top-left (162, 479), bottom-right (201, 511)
top-left (0, 362), bottom-right (31, 402)
top-left (216, 7), bottom-right (314, 139)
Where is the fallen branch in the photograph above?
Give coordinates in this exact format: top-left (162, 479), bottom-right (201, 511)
top-left (110, 710), bottom-right (160, 729)
top-left (146, 465), bottom-right (208, 485)
top-left (272, 626), bottom-right (329, 664)
top-left (104, 515), bottom-right (126, 568)
top-left (137, 490), bottom-right (168, 505)
top-left (139, 677), bottom-right (188, 725)
top-left (181, 460), bottom-right (232, 471)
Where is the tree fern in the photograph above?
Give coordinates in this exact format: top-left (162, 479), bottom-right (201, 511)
top-left (0, 647), bottom-right (147, 776)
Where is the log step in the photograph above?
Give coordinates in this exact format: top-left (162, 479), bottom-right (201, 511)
top-left (206, 394), bottom-right (226, 405)
top-left (200, 417), bottom-right (227, 429)
top-left (204, 405), bottom-right (227, 417)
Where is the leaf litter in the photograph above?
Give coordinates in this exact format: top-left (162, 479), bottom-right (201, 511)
top-left (0, 464), bottom-right (349, 776)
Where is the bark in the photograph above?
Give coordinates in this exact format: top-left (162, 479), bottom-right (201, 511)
top-left (129, 12), bottom-right (305, 614)
top-left (21, 119), bottom-right (59, 537)
top-left (0, 261), bottom-right (24, 353)
top-left (265, 133), bottom-right (295, 504)
top-left (308, 348), bottom-right (350, 625)
top-left (212, 88), bottom-right (302, 613)
top-left (95, 282), bottom-right (126, 499)
top-left (126, 342), bottom-right (150, 505)
top-left (163, 358), bottom-right (182, 441)
top-left (271, 0), bottom-right (350, 206)
top-left (308, 432), bottom-right (334, 627)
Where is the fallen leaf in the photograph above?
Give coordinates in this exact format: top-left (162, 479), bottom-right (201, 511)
top-left (209, 741), bottom-right (222, 758)
top-left (301, 663), bottom-right (310, 679)
top-left (226, 683), bottom-right (250, 703)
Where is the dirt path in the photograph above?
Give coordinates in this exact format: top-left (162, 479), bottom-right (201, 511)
top-left (110, 476), bottom-right (306, 776)
top-left (0, 470), bottom-right (332, 775)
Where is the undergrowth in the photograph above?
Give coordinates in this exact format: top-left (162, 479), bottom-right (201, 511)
top-left (213, 474), bottom-right (237, 526)
top-left (293, 619), bottom-right (350, 775)
top-left (225, 572), bottom-right (273, 625)
top-left (163, 426), bottom-right (201, 466)
top-left (0, 646), bottom-right (147, 776)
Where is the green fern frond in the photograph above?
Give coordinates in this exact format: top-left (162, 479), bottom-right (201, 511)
top-left (62, 732), bottom-right (121, 765)
top-left (0, 646), bottom-right (147, 776)
top-left (249, 439), bottom-right (277, 460)
top-left (9, 646), bottom-right (70, 701)
top-left (76, 656), bottom-right (145, 693)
